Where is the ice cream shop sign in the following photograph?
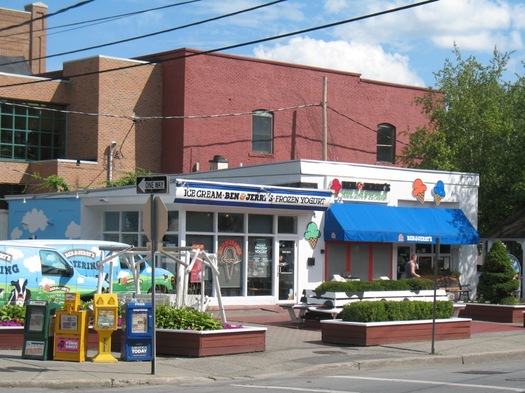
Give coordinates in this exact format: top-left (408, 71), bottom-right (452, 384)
top-left (174, 180), bottom-right (333, 210)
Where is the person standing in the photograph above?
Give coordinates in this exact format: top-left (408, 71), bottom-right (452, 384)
top-left (404, 254), bottom-right (420, 278)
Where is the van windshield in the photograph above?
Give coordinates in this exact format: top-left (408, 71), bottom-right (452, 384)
top-left (40, 250), bottom-right (72, 277)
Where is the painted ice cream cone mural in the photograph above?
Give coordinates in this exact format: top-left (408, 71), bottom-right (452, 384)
top-left (433, 180), bottom-right (446, 205)
top-left (412, 178), bottom-right (427, 204)
top-left (304, 221), bottom-right (321, 249)
top-left (330, 179), bottom-right (342, 199)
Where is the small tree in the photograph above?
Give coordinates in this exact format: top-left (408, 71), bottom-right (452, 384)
top-left (477, 240), bottom-right (519, 304)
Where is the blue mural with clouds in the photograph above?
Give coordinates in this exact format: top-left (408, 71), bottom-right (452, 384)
top-left (8, 198), bottom-right (81, 240)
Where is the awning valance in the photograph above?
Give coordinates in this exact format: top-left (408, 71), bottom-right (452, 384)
top-left (324, 203), bottom-right (479, 245)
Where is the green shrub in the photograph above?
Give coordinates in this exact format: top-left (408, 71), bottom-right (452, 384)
top-left (155, 305), bottom-right (223, 331)
top-left (477, 240), bottom-right (519, 304)
top-left (340, 300), bottom-right (453, 322)
top-left (314, 278), bottom-right (434, 293)
top-left (0, 305), bottom-right (26, 325)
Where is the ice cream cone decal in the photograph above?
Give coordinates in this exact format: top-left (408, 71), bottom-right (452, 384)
top-left (304, 221), bottom-right (321, 250)
top-left (433, 180), bottom-right (446, 205)
top-left (412, 178), bottom-right (427, 204)
top-left (330, 179), bottom-right (342, 199)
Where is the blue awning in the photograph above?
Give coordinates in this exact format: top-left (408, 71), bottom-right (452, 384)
top-left (324, 203), bottom-right (480, 244)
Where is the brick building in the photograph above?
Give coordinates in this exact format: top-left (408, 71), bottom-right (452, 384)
top-left (1, 3), bottom-right (429, 206)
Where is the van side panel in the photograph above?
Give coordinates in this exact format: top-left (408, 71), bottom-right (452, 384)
top-left (0, 244), bottom-right (100, 307)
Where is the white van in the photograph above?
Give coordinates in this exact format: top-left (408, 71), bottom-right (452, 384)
top-left (0, 241), bottom-right (104, 307)
top-left (19, 240), bottom-right (175, 295)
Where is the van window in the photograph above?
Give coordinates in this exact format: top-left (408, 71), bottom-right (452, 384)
top-left (40, 250), bottom-right (72, 277)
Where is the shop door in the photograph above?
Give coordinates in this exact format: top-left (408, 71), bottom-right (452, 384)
top-left (278, 241), bottom-right (295, 301)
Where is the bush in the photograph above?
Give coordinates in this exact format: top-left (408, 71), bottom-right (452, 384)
top-left (341, 300), bottom-right (453, 322)
top-left (0, 305), bottom-right (26, 326)
top-left (155, 305), bottom-right (223, 331)
top-left (314, 278), bottom-right (435, 293)
top-left (477, 240), bottom-right (519, 304)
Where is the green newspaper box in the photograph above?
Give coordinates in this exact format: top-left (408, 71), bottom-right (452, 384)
top-left (22, 300), bottom-right (60, 360)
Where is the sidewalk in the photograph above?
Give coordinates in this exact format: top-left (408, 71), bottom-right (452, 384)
top-left (1, 305), bottom-right (525, 389)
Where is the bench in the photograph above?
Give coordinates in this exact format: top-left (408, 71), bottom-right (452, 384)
top-left (438, 277), bottom-right (471, 301)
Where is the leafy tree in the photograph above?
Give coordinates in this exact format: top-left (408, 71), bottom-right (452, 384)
top-left (477, 240), bottom-right (519, 304)
top-left (401, 45), bottom-right (525, 233)
top-left (104, 167), bottom-right (153, 188)
top-left (30, 173), bottom-right (70, 192)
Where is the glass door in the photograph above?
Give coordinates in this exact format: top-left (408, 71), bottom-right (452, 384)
top-left (278, 240), bottom-right (295, 301)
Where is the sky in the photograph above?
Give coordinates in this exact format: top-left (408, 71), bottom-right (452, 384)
top-left (8, 0), bottom-right (525, 88)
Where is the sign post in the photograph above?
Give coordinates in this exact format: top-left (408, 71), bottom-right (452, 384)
top-left (137, 176), bottom-right (169, 375)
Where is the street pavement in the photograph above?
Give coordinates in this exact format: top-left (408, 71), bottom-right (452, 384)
top-left (1, 305), bottom-right (525, 389)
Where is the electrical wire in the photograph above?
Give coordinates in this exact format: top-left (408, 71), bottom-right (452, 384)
top-left (1, 1), bottom-right (202, 39)
top-left (1, 0), bottom-right (438, 88)
top-left (0, 0), bottom-right (95, 32)
top-left (2, 0), bottom-right (286, 67)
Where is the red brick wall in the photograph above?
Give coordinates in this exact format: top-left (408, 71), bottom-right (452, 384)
top-left (151, 49), bottom-right (430, 174)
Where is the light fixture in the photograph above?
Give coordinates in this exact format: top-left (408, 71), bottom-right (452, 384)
top-left (23, 198), bottom-right (26, 204)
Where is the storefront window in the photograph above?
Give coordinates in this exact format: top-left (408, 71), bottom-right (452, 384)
top-left (247, 237), bottom-right (273, 296)
top-left (217, 236), bottom-right (244, 296)
top-left (278, 216), bottom-right (297, 234)
top-left (187, 211), bottom-right (214, 232)
top-left (185, 235), bottom-right (214, 296)
top-left (105, 212), bottom-right (119, 231)
top-left (218, 213), bottom-right (244, 232)
top-left (248, 214), bottom-right (273, 233)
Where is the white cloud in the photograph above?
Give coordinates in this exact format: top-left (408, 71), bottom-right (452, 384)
top-left (65, 221), bottom-right (81, 239)
top-left (21, 208), bottom-right (48, 234)
top-left (253, 36), bottom-right (424, 86)
top-left (10, 227), bottom-right (23, 240)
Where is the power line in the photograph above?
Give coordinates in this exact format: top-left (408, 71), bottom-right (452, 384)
top-left (2, 0), bottom-right (285, 67)
top-left (1, 1), bottom-right (201, 39)
top-left (1, 0), bottom-right (438, 88)
top-left (0, 0), bottom-right (95, 32)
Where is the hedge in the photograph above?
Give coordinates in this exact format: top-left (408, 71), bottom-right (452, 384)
top-left (314, 278), bottom-right (435, 293)
top-left (341, 300), bottom-right (453, 322)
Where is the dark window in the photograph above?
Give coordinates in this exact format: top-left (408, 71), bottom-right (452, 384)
top-left (0, 101), bottom-right (66, 162)
top-left (377, 123), bottom-right (396, 163)
top-left (252, 110), bottom-right (273, 153)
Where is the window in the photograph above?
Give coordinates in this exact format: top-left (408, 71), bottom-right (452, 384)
top-left (252, 110), bottom-right (273, 153)
top-left (376, 123), bottom-right (396, 163)
top-left (0, 101), bottom-right (66, 161)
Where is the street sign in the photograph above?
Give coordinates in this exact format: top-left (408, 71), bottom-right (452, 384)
top-left (137, 176), bottom-right (169, 194)
top-left (143, 196), bottom-right (168, 242)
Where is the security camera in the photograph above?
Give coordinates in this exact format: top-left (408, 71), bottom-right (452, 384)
top-left (110, 141), bottom-right (117, 148)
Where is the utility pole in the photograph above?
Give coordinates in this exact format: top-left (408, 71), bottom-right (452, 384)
top-left (322, 77), bottom-right (328, 161)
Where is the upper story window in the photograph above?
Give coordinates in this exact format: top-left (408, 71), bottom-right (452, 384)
top-left (376, 123), bottom-right (396, 163)
top-left (0, 101), bottom-right (66, 161)
top-left (252, 110), bottom-right (273, 154)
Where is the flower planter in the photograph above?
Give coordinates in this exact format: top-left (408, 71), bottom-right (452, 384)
top-left (0, 326), bottom-right (24, 349)
top-left (459, 303), bottom-right (525, 323)
top-left (321, 318), bottom-right (471, 346)
top-left (2, 326), bottom-right (266, 358)
top-left (155, 326), bottom-right (266, 357)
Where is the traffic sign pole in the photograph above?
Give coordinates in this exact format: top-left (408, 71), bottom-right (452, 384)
top-left (150, 194), bottom-right (157, 375)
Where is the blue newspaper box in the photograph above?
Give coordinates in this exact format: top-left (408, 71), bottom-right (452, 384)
top-left (121, 302), bottom-right (153, 361)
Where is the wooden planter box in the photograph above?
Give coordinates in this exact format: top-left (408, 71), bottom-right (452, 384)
top-left (2, 326), bottom-right (266, 358)
top-left (0, 326), bottom-right (24, 349)
top-left (459, 303), bottom-right (525, 323)
top-left (321, 318), bottom-right (471, 346)
top-left (156, 326), bottom-right (267, 357)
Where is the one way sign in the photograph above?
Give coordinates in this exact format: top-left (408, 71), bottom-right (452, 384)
top-left (136, 176), bottom-right (169, 194)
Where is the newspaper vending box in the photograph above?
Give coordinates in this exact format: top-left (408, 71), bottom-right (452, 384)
top-left (22, 300), bottom-right (60, 360)
top-left (121, 301), bottom-right (153, 361)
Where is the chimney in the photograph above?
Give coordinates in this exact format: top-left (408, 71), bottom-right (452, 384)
top-left (209, 155), bottom-right (228, 170)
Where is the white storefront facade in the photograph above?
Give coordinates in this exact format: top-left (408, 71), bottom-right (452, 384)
top-left (7, 160), bottom-right (480, 306)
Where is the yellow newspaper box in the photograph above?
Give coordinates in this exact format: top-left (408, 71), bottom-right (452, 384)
top-left (92, 293), bottom-right (118, 363)
top-left (54, 293), bottom-right (89, 362)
